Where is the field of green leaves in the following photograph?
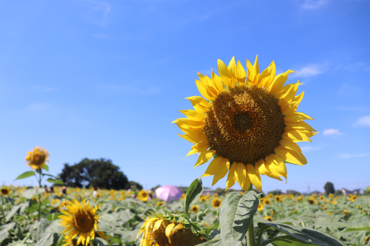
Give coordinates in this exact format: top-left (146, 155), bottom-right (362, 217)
top-left (0, 185), bottom-right (370, 246)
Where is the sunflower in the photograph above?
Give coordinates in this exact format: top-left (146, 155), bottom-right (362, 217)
top-left (211, 198), bottom-right (222, 209)
top-left (137, 190), bottom-right (149, 202)
top-left (257, 203), bottom-right (264, 211)
top-left (263, 199), bottom-right (271, 205)
top-left (263, 216), bottom-right (273, 221)
top-left (173, 56), bottom-right (317, 191)
top-left (157, 201), bottom-right (166, 206)
top-left (308, 197), bottom-right (316, 205)
top-left (137, 214), bottom-right (206, 246)
top-left (0, 187), bottom-right (9, 196)
top-left (59, 199), bottom-right (106, 246)
top-left (25, 146), bottom-right (50, 170)
top-left (190, 205), bottom-right (199, 213)
top-left (274, 195), bottom-right (282, 202)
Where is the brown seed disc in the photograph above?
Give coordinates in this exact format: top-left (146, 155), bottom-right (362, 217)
top-left (204, 85), bottom-right (285, 164)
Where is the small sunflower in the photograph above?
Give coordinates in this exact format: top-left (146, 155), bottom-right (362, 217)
top-left (59, 199), bottom-right (106, 246)
top-left (308, 197), bottom-right (316, 205)
top-left (263, 199), bottom-right (271, 205)
top-left (0, 187), bottom-right (9, 196)
top-left (211, 198), bottom-right (222, 209)
top-left (137, 213), bottom-right (206, 246)
top-left (190, 205), bottom-right (199, 213)
top-left (25, 146), bottom-right (50, 170)
top-left (264, 216), bottom-right (273, 221)
top-left (173, 56), bottom-right (316, 191)
top-left (274, 195), bottom-right (282, 202)
top-left (257, 203), bottom-right (264, 211)
top-left (137, 190), bottom-right (149, 202)
top-left (157, 201), bottom-right (166, 206)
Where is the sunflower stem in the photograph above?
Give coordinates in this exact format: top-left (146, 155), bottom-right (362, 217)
top-left (246, 183), bottom-right (256, 246)
top-left (37, 168), bottom-right (42, 222)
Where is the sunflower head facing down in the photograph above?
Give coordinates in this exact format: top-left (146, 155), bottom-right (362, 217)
top-left (59, 199), bottom-right (107, 246)
top-left (25, 146), bottom-right (50, 170)
top-left (137, 212), bottom-right (207, 246)
top-left (173, 56), bottom-right (317, 191)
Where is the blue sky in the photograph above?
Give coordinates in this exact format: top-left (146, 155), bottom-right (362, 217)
top-left (0, 0), bottom-right (369, 193)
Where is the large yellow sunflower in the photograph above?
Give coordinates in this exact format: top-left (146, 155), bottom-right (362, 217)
top-left (59, 199), bottom-right (106, 246)
top-left (173, 56), bottom-right (317, 191)
top-left (25, 146), bottom-right (50, 170)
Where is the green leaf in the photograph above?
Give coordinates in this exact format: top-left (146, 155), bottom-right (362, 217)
top-left (219, 190), bottom-right (259, 246)
top-left (268, 235), bottom-right (319, 246)
top-left (94, 237), bottom-right (109, 246)
top-left (46, 178), bottom-right (64, 185)
top-left (46, 213), bottom-right (63, 222)
top-left (343, 226), bottom-right (370, 232)
top-left (42, 165), bottom-right (49, 172)
top-left (35, 232), bottom-right (59, 246)
top-left (14, 171), bottom-right (36, 181)
top-left (21, 188), bottom-right (44, 199)
top-left (29, 218), bottom-right (51, 242)
top-left (5, 204), bottom-right (22, 222)
top-left (42, 173), bottom-right (56, 178)
top-left (184, 177), bottom-right (204, 217)
top-left (258, 222), bottom-right (344, 246)
top-left (0, 222), bottom-right (16, 243)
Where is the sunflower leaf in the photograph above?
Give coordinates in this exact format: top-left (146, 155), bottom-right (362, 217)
top-left (14, 171), bottom-right (36, 181)
top-left (42, 165), bottom-right (49, 172)
top-left (219, 190), bottom-right (259, 245)
top-left (46, 178), bottom-right (64, 185)
top-left (184, 178), bottom-right (204, 217)
top-left (21, 188), bottom-right (44, 199)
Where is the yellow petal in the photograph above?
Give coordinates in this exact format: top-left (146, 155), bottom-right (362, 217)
top-left (285, 120), bottom-right (316, 132)
top-left (282, 129), bottom-right (313, 142)
top-left (201, 157), bottom-right (225, 177)
top-left (246, 55), bottom-right (260, 85)
top-left (235, 60), bottom-right (246, 84)
top-left (211, 68), bottom-right (224, 92)
top-left (265, 155), bottom-right (287, 179)
top-left (256, 159), bottom-right (282, 181)
top-left (226, 163), bottom-right (237, 190)
top-left (170, 224), bottom-right (184, 237)
top-left (195, 79), bottom-right (215, 101)
top-left (194, 150), bottom-right (216, 168)
top-left (186, 96), bottom-right (210, 113)
top-left (275, 145), bottom-right (307, 165)
top-left (153, 219), bottom-right (164, 232)
top-left (212, 158), bottom-right (230, 186)
top-left (179, 109), bottom-right (206, 120)
top-left (284, 112), bottom-right (313, 123)
top-left (217, 59), bottom-right (233, 87)
top-left (165, 223), bottom-right (176, 243)
top-left (264, 61), bottom-right (276, 89)
top-left (186, 140), bottom-right (210, 156)
top-left (246, 164), bottom-right (262, 192)
top-left (234, 163), bottom-right (247, 189)
top-left (275, 81), bottom-right (300, 101)
top-left (172, 118), bottom-right (204, 128)
top-left (268, 69), bottom-right (295, 95)
top-left (178, 133), bottom-right (206, 144)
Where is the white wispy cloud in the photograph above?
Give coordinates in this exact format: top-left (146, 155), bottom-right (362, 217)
top-left (337, 153), bottom-right (370, 159)
top-left (83, 0), bottom-right (111, 26)
top-left (353, 115), bottom-right (370, 127)
top-left (300, 0), bottom-right (328, 10)
top-left (322, 129), bottom-right (343, 136)
top-left (291, 63), bottom-right (327, 78)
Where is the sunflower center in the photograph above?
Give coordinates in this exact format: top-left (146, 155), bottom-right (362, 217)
top-left (204, 86), bottom-right (285, 165)
top-left (32, 154), bottom-right (45, 165)
top-left (74, 210), bottom-right (95, 233)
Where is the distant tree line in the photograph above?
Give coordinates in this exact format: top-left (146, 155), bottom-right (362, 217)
top-left (58, 158), bottom-right (142, 190)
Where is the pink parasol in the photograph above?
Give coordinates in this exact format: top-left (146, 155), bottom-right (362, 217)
top-left (155, 185), bottom-right (182, 202)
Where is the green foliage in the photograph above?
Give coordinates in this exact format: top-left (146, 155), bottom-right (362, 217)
top-left (268, 189), bottom-right (282, 196)
top-left (124, 181), bottom-right (143, 191)
top-left (14, 171), bottom-right (36, 181)
top-left (334, 190), bottom-right (343, 196)
top-left (59, 158), bottom-right (129, 190)
top-left (324, 182), bottom-right (335, 196)
top-left (184, 178), bottom-right (203, 217)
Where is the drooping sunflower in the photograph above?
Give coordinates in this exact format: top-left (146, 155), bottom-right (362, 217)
top-left (173, 56), bottom-right (317, 191)
top-left (137, 213), bottom-right (206, 246)
top-left (0, 187), bottom-right (9, 196)
top-left (25, 146), bottom-right (50, 170)
top-left (59, 199), bottom-right (107, 246)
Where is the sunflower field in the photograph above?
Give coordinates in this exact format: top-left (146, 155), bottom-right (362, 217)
top-left (1, 184), bottom-right (370, 246)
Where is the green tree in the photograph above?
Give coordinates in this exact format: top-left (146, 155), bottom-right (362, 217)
top-left (324, 181), bottom-right (335, 196)
top-left (125, 181), bottom-right (143, 191)
top-left (59, 158), bottom-right (129, 190)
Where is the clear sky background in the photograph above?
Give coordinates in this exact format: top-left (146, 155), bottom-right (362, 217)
top-left (0, 0), bottom-right (369, 193)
